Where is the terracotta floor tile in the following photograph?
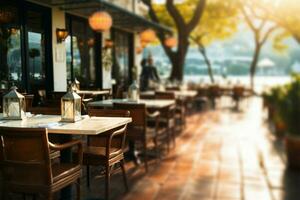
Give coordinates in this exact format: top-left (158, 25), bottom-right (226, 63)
top-left (67, 98), bottom-right (300, 200)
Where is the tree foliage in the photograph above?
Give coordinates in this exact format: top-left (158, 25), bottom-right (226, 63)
top-left (141, 0), bottom-right (206, 81)
top-left (148, 0), bottom-right (239, 82)
top-left (267, 0), bottom-right (300, 44)
top-left (190, 0), bottom-right (239, 83)
top-left (237, 0), bottom-right (278, 89)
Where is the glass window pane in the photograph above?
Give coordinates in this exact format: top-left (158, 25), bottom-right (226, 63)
top-left (0, 27), bottom-right (22, 89)
top-left (113, 30), bottom-right (130, 87)
top-left (66, 16), bottom-right (97, 89)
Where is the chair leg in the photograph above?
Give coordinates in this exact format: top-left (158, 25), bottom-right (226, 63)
top-left (120, 159), bottom-right (129, 191)
top-left (167, 126), bottom-right (171, 153)
top-left (153, 138), bottom-right (160, 161)
top-left (105, 164), bottom-right (110, 200)
top-left (143, 140), bottom-right (148, 172)
top-left (76, 178), bottom-right (81, 200)
top-left (172, 127), bottom-right (176, 147)
top-left (86, 165), bottom-right (90, 188)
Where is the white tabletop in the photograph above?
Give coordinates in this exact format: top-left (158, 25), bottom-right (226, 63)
top-left (88, 99), bottom-right (175, 109)
top-left (0, 114), bottom-right (131, 135)
top-left (77, 90), bottom-right (110, 95)
top-left (140, 90), bottom-right (197, 99)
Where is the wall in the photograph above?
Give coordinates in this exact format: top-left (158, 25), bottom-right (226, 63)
top-left (52, 8), bottom-right (67, 91)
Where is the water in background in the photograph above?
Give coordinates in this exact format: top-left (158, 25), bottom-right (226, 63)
top-left (184, 75), bottom-right (291, 94)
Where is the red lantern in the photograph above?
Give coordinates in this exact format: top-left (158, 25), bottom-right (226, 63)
top-left (140, 40), bottom-right (148, 48)
top-left (136, 46), bottom-right (143, 54)
top-left (140, 29), bottom-right (156, 43)
top-left (165, 37), bottom-right (177, 48)
top-left (89, 11), bottom-right (113, 32)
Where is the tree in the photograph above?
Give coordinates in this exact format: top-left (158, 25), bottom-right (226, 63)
top-left (258, 0), bottom-right (300, 45)
top-left (190, 0), bottom-right (238, 83)
top-left (141, 0), bottom-right (206, 81)
top-left (238, 0), bottom-right (277, 89)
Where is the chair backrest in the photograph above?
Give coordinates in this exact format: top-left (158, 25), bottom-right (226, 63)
top-left (166, 86), bottom-right (180, 91)
top-left (115, 85), bottom-right (125, 99)
top-left (140, 93), bottom-right (155, 100)
top-left (101, 88), bottom-right (112, 100)
top-left (28, 106), bottom-right (61, 115)
top-left (87, 108), bottom-right (129, 155)
top-left (88, 108), bottom-right (130, 118)
top-left (209, 85), bottom-right (221, 97)
top-left (113, 103), bottom-right (146, 127)
top-left (155, 91), bottom-right (176, 100)
top-left (24, 94), bottom-right (34, 112)
top-left (233, 86), bottom-right (245, 97)
top-left (0, 128), bottom-right (52, 190)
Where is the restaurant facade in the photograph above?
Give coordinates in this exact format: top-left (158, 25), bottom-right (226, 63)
top-left (0, 0), bottom-right (170, 101)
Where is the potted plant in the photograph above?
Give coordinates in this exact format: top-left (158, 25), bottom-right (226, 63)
top-left (262, 86), bottom-right (286, 137)
top-left (279, 75), bottom-right (300, 169)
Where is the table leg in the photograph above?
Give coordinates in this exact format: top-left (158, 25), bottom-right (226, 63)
top-left (60, 135), bottom-right (73, 200)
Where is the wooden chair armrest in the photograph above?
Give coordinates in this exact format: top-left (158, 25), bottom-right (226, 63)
top-left (146, 110), bottom-right (160, 119)
top-left (106, 125), bottom-right (128, 157)
top-left (49, 140), bottom-right (83, 164)
top-left (82, 98), bottom-right (93, 102)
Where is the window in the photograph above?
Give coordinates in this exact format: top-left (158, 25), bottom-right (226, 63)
top-left (0, 1), bottom-right (52, 100)
top-left (0, 4), bottom-right (22, 89)
top-left (112, 29), bottom-right (134, 88)
top-left (65, 15), bottom-right (102, 89)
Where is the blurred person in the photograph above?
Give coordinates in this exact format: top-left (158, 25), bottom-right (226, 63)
top-left (140, 56), bottom-right (160, 91)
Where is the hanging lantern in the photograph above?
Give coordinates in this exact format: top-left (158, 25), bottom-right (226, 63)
top-left (61, 84), bottom-right (81, 123)
top-left (165, 37), bottom-right (177, 48)
top-left (89, 11), bottom-right (113, 32)
top-left (140, 40), bottom-right (148, 48)
top-left (3, 86), bottom-right (26, 120)
top-left (136, 46), bottom-right (143, 54)
top-left (140, 29), bottom-right (156, 43)
top-left (0, 6), bottom-right (14, 24)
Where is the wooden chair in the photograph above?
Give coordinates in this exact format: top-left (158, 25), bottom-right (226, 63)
top-left (113, 103), bottom-right (165, 172)
top-left (84, 108), bottom-right (129, 200)
top-left (0, 127), bottom-right (82, 200)
top-left (209, 85), bottom-right (221, 109)
top-left (25, 106), bottom-right (62, 160)
top-left (101, 88), bottom-right (112, 100)
top-left (27, 106), bottom-right (61, 115)
top-left (155, 91), bottom-right (180, 143)
top-left (24, 94), bottom-right (34, 112)
top-left (232, 86), bottom-right (245, 110)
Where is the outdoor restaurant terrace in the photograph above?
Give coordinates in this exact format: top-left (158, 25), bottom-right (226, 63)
top-left (1, 0), bottom-right (300, 200)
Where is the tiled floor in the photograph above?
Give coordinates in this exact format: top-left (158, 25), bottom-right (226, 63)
top-left (82, 97), bottom-right (300, 199)
top-left (4, 97), bottom-right (300, 200)
top-left (80, 97), bottom-right (300, 200)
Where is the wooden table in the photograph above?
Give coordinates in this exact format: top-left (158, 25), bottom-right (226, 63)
top-left (88, 99), bottom-right (175, 109)
top-left (77, 90), bottom-right (111, 101)
top-left (0, 114), bottom-right (131, 199)
top-left (0, 114), bottom-right (131, 135)
top-left (140, 90), bottom-right (197, 99)
top-left (76, 90), bottom-right (110, 96)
